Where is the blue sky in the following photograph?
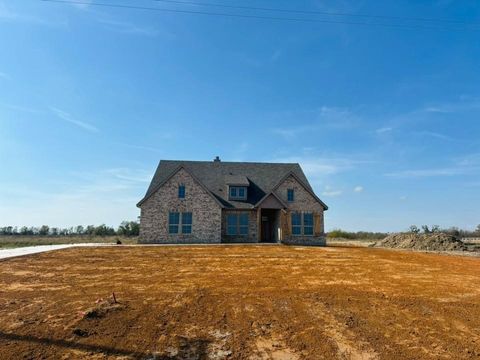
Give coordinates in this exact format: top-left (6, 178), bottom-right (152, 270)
top-left (0, 0), bottom-right (479, 231)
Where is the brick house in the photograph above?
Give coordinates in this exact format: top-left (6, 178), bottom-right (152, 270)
top-left (137, 158), bottom-right (328, 245)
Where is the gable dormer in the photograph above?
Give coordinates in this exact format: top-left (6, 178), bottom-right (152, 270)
top-left (225, 175), bottom-right (249, 201)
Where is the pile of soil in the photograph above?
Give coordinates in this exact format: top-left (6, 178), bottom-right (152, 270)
top-left (372, 232), bottom-right (467, 252)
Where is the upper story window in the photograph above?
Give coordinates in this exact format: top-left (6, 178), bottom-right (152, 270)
top-left (229, 186), bottom-right (247, 200)
top-left (287, 189), bottom-right (294, 202)
top-left (178, 185), bottom-right (185, 199)
top-left (291, 212), bottom-right (314, 236)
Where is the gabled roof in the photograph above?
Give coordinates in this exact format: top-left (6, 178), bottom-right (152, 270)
top-left (137, 160), bottom-right (328, 210)
top-left (224, 175), bottom-right (249, 186)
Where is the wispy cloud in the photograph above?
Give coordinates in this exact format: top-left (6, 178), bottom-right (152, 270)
top-left (385, 168), bottom-right (467, 178)
top-left (414, 131), bottom-right (453, 141)
top-left (385, 152), bottom-right (480, 178)
top-left (118, 143), bottom-right (163, 153)
top-left (0, 72), bottom-right (9, 80)
top-left (97, 18), bottom-right (159, 37)
top-left (0, 167), bottom-right (148, 227)
top-left (375, 127), bottom-right (392, 134)
top-left (354, 186), bottom-right (364, 193)
top-left (1, 103), bottom-right (43, 113)
top-left (322, 186), bottom-right (343, 197)
top-left (70, 0), bottom-right (92, 10)
top-left (422, 98), bottom-right (480, 114)
top-left (322, 190), bottom-right (343, 197)
top-left (0, 3), bottom-right (66, 27)
top-left (272, 106), bottom-right (360, 139)
top-left (50, 107), bottom-right (99, 133)
top-left (273, 155), bottom-right (365, 177)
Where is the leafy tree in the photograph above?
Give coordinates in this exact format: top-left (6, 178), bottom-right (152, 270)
top-left (39, 225), bottom-right (49, 236)
top-left (421, 225), bottom-right (431, 234)
top-left (117, 221), bottom-right (140, 237)
top-left (409, 225), bottom-right (420, 234)
top-left (75, 225), bottom-right (85, 235)
top-left (431, 225), bottom-right (440, 233)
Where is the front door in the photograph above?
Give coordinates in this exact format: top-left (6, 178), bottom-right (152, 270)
top-left (261, 209), bottom-right (276, 242)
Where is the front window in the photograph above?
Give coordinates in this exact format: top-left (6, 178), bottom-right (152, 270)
top-left (169, 212), bottom-right (180, 234)
top-left (303, 213), bottom-right (313, 235)
top-left (169, 211), bottom-right (192, 234)
top-left (226, 213), bottom-right (249, 235)
top-left (291, 212), bottom-right (314, 236)
top-left (182, 212), bottom-right (192, 234)
top-left (239, 213), bottom-right (249, 235)
top-left (292, 212), bottom-right (302, 235)
top-left (227, 214), bottom-right (237, 235)
top-left (229, 186), bottom-right (247, 200)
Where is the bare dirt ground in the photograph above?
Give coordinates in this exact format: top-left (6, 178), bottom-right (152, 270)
top-left (1, 246), bottom-right (480, 360)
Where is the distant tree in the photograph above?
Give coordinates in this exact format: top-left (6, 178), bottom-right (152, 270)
top-left (75, 225), bottom-right (85, 235)
top-left (86, 225), bottom-right (95, 236)
top-left (93, 224), bottom-right (116, 237)
top-left (421, 225), bottom-right (431, 234)
top-left (39, 225), bottom-right (49, 236)
top-left (50, 227), bottom-right (58, 236)
top-left (409, 225), bottom-right (420, 234)
top-left (444, 227), bottom-right (460, 237)
top-left (476, 224), bottom-right (480, 235)
top-left (431, 225), bottom-right (440, 233)
top-left (117, 221), bottom-right (140, 237)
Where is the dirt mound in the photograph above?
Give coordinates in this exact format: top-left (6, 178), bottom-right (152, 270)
top-left (372, 232), bottom-right (467, 252)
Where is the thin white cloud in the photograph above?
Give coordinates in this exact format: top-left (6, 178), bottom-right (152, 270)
top-left (97, 18), bottom-right (159, 37)
top-left (0, 71), bottom-right (9, 80)
top-left (375, 127), bottom-right (392, 134)
top-left (354, 186), bottom-right (363, 193)
top-left (1, 103), bottom-right (43, 113)
top-left (50, 107), bottom-right (99, 133)
top-left (0, 3), bottom-right (66, 27)
top-left (385, 152), bottom-right (480, 178)
top-left (385, 167), bottom-right (469, 178)
top-left (322, 190), bottom-right (343, 197)
top-left (69, 0), bottom-right (92, 10)
top-left (119, 143), bottom-right (163, 153)
top-left (272, 106), bottom-right (360, 139)
top-left (422, 98), bottom-right (480, 114)
top-left (415, 131), bottom-right (453, 141)
top-left (0, 167), bottom-right (149, 227)
top-left (274, 156), bottom-right (358, 176)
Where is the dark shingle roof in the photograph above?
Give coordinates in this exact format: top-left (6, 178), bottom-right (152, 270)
top-left (138, 160), bottom-right (326, 209)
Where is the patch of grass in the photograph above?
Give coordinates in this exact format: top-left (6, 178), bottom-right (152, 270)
top-left (0, 236), bottom-right (138, 249)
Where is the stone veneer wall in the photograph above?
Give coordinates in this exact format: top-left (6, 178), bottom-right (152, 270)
top-left (275, 175), bottom-right (326, 246)
top-left (221, 209), bottom-right (259, 243)
top-left (139, 168), bottom-right (222, 243)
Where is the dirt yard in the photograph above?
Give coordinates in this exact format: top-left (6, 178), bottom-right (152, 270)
top-left (1, 246), bottom-right (479, 360)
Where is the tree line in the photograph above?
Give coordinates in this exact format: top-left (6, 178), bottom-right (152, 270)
top-left (408, 224), bottom-right (480, 238)
top-left (0, 221), bottom-right (139, 237)
top-left (327, 225), bottom-right (480, 239)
